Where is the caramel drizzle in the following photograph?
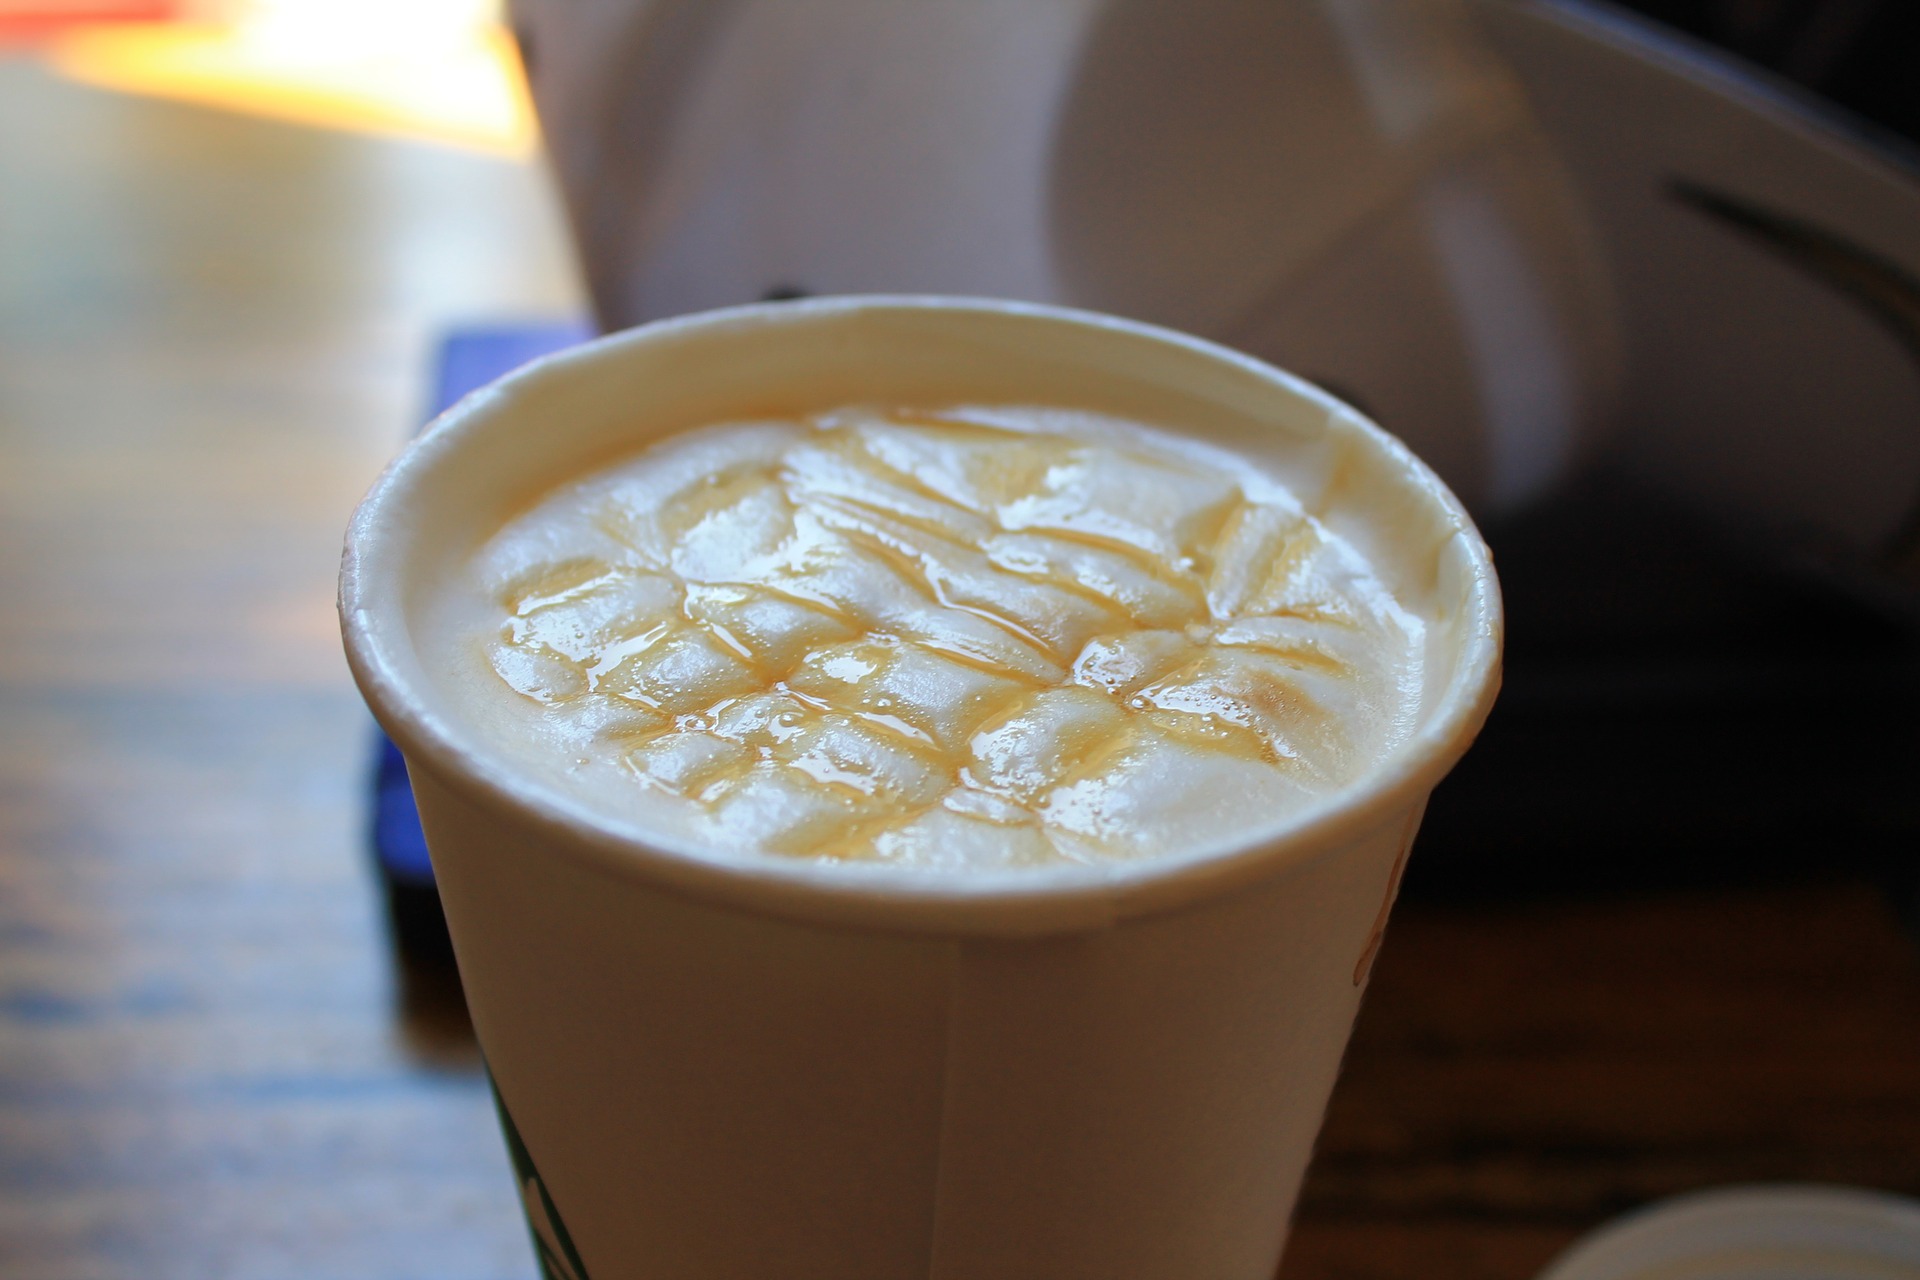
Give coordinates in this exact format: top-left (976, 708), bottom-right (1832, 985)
top-left (485, 410), bottom-right (1371, 861)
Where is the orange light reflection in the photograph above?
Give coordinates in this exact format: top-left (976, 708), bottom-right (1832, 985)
top-left (47, 0), bottom-right (535, 156)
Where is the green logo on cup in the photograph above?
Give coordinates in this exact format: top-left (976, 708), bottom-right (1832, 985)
top-left (490, 1076), bottom-right (594, 1280)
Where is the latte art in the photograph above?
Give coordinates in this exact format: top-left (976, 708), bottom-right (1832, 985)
top-left (436, 406), bottom-right (1423, 867)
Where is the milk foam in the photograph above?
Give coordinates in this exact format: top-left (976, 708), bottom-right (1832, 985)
top-left (429, 405), bottom-right (1424, 868)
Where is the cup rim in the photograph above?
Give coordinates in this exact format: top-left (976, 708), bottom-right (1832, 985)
top-left (339, 295), bottom-right (1502, 937)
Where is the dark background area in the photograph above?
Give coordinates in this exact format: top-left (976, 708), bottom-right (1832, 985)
top-left (1617, 0), bottom-right (1920, 153)
top-left (1411, 478), bottom-right (1920, 906)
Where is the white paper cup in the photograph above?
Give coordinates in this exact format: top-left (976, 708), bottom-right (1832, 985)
top-left (340, 297), bottom-right (1502, 1280)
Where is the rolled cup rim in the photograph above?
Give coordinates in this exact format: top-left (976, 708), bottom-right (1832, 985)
top-left (339, 295), bottom-right (1503, 937)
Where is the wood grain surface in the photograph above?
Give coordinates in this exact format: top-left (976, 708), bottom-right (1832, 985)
top-left (0, 59), bottom-right (577, 1280)
top-left (1, 56), bottom-right (1916, 1280)
top-left (1284, 884), bottom-right (1920, 1277)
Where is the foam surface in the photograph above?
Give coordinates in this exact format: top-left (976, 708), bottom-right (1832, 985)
top-left (430, 406), bottom-right (1424, 867)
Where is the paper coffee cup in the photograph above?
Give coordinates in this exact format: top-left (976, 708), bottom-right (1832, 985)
top-left (340, 297), bottom-right (1502, 1280)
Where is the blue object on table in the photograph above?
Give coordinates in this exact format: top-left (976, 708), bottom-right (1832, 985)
top-left (372, 320), bottom-right (594, 954)
top-left (373, 734), bottom-right (434, 883)
top-left (426, 321), bottom-right (597, 425)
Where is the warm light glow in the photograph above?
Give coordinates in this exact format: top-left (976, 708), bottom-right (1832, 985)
top-left (47, 0), bottom-right (536, 156)
top-left (0, 2), bottom-right (179, 49)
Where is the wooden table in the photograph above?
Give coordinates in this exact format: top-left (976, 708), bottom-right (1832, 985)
top-left (2, 58), bottom-right (1916, 1280)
